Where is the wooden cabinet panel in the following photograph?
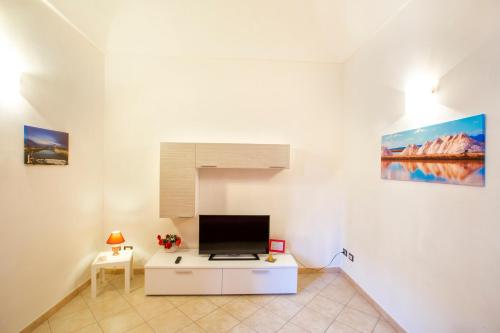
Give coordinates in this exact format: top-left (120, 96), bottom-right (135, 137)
top-left (196, 143), bottom-right (290, 169)
top-left (159, 143), bottom-right (196, 218)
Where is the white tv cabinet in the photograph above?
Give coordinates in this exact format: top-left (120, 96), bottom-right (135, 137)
top-left (144, 249), bottom-right (298, 295)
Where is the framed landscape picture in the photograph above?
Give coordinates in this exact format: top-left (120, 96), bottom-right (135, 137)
top-left (381, 114), bottom-right (485, 186)
top-left (24, 125), bottom-right (69, 165)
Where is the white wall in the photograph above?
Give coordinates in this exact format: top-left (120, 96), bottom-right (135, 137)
top-left (0, 1), bottom-right (104, 332)
top-left (341, 0), bottom-right (500, 332)
top-left (103, 54), bottom-right (344, 266)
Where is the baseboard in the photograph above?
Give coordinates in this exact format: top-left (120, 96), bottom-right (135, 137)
top-left (20, 279), bottom-right (91, 333)
top-left (340, 270), bottom-right (407, 333)
top-left (298, 267), bottom-right (340, 274)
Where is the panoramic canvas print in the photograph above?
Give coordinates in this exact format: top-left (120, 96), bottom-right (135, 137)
top-left (381, 114), bottom-right (485, 186)
top-left (24, 126), bottom-right (69, 165)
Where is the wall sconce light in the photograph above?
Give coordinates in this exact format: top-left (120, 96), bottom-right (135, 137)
top-left (405, 73), bottom-right (439, 116)
top-left (0, 35), bottom-right (23, 103)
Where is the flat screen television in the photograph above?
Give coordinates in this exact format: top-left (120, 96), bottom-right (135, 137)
top-left (199, 215), bottom-right (269, 260)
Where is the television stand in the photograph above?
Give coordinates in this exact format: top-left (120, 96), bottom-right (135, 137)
top-left (209, 254), bottom-right (259, 261)
top-left (145, 249), bottom-right (297, 295)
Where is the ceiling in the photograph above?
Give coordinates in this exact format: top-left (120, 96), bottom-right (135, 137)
top-left (46, 0), bottom-right (410, 63)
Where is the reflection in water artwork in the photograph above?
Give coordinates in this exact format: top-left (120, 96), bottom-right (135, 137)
top-left (381, 115), bottom-right (485, 186)
top-left (24, 125), bottom-right (69, 165)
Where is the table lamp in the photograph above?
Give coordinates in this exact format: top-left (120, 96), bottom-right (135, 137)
top-left (107, 231), bottom-right (125, 256)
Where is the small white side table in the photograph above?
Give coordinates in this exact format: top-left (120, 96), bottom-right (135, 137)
top-left (91, 249), bottom-right (134, 298)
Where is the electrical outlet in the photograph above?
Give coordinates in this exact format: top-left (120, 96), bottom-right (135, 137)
top-left (342, 248), bottom-right (348, 256)
top-left (348, 253), bottom-right (354, 262)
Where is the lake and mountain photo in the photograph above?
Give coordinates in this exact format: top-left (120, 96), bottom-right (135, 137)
top-left (24, 125), bottom-right (69, 165)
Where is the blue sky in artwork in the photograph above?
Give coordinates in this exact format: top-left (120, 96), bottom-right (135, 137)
top-left (24, 126), bottom-right (68, 148)
top-left (382, 114), bottom-right (485, 149)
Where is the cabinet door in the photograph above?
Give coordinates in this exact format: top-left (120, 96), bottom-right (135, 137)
top-left (196, 143), bottom-right (290, 169)
top-left (160, 143), bottom-right (196, 218)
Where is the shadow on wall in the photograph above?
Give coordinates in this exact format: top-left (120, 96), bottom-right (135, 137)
top-left (198, 168), bottom-right (283, 212)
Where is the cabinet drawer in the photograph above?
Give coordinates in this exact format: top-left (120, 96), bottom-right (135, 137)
top-left (145, 268), bottom-right (222, 295)
top-left (222, 268), bottom-right (297, 294)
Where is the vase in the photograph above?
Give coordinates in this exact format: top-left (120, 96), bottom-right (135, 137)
top-left (163, 246), bottom-right (177, 253)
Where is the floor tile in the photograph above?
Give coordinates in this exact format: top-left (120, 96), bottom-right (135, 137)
top-left (243, 308), bottom-right (286, 333)
top-left (243, 295), bottom-right (276, 307)
top-left (178, 298), bottom-right (218, 321)
top-left (206, 295), bottom-right (236, 306)
top-left (163, 296), bottom-right (202, 307)
top-left (98, 308), bottom-right (144, 333)
top-left (113, 275), bottom-right (145, 294)
top-left (326, 321), bottom-right (361, 333)
top-left (49, 308), bottom-right (96, 333)
top-left (134, 297), bottom-right (175, 321)
top-left (125, 323), bottom-right (154, 333)
top-left (123, 288), bottom-right (155, 306)
top-left (318, 272), bottom-right (340, 284)
top-left (320, 284), bottom-right (356, 305)
top-left (372, 319), bottom-right (398, 333)
top-left (147, 308), bottom-right (193, 333)
top-left (276, 322), bottom-right (309, 333)
top-left (306, 295), bottom-right (344, 319)
top-left (32, 321), bottom-right (51, 333)
top-left (74, 323), bottom-right (103, 333)
top-left (178, 323), bottom-right (206, 333)
top-left (228, 323), bottom-right (256, 333)
top-left (82, 285), bottom-right (123, 305)
top-left (290, 307), bottom-right (334, 333)
top-left (50, 296), bottom-right (89, 320)
top-left (283, 288), bottom-right (317, 305)
top-left (330, 277), bottom-right (352, 289)
top-left (335, 308), bottom-right (378, 333)
top-left (89, 296), bottom-right (131, 321)
top-left (347, 294), bottom-right (380, 318)
top-left (196, 308), bottom-right (240, 333)
top-left (264, 297), bottom-right (302, 320)
top-left (222, 298), bottom-right (260, 320)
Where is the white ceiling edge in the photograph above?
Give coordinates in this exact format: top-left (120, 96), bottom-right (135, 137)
top-left (40, 0), bottom-right (104, 53)
top-left (43, 0), bottom-right (411, 64)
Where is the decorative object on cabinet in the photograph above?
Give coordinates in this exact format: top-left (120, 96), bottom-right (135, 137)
top-left (266, 239), bottom-right (286, 263)
top-left (381, 114), bottom-right (485, 186)
top-left (106, 230), bottom-right (125, 255)
top-left (24, 125), bottom-right (69, 165)
top-left (157, 234), bottom-right (182, 252)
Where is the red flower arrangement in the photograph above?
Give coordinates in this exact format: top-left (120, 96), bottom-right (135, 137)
top-left (157, 234), bottom-right (181, 250)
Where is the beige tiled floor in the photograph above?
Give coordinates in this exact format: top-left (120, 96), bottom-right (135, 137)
top-left (33, 271), bottom-right (398, 333)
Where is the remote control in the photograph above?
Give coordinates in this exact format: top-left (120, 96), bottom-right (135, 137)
top-left (175, 256), bottom-right (182, 264)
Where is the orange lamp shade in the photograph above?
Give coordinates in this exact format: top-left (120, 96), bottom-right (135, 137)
top-left (106, 231), bottom-right (125, 245)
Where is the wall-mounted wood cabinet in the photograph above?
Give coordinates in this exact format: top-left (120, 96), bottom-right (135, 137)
top-left (160, 142), bottom-right (290, 218)
top-left (196, 143), bottom-right (289, 169)
top-left (159, 143), bottom-right (196, 218)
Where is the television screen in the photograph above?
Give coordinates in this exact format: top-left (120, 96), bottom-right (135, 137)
top-left (199, 215), bottom-right (270, 255)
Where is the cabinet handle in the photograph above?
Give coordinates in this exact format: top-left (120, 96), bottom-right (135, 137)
top-left (175, 270), bottom-right (193, 274)
top-left (252, 270), bottom-right (270, 274)
top-left (269, 166), bottom-right (285, 169)
top-left (200, 165), bottom-right (217, 168)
